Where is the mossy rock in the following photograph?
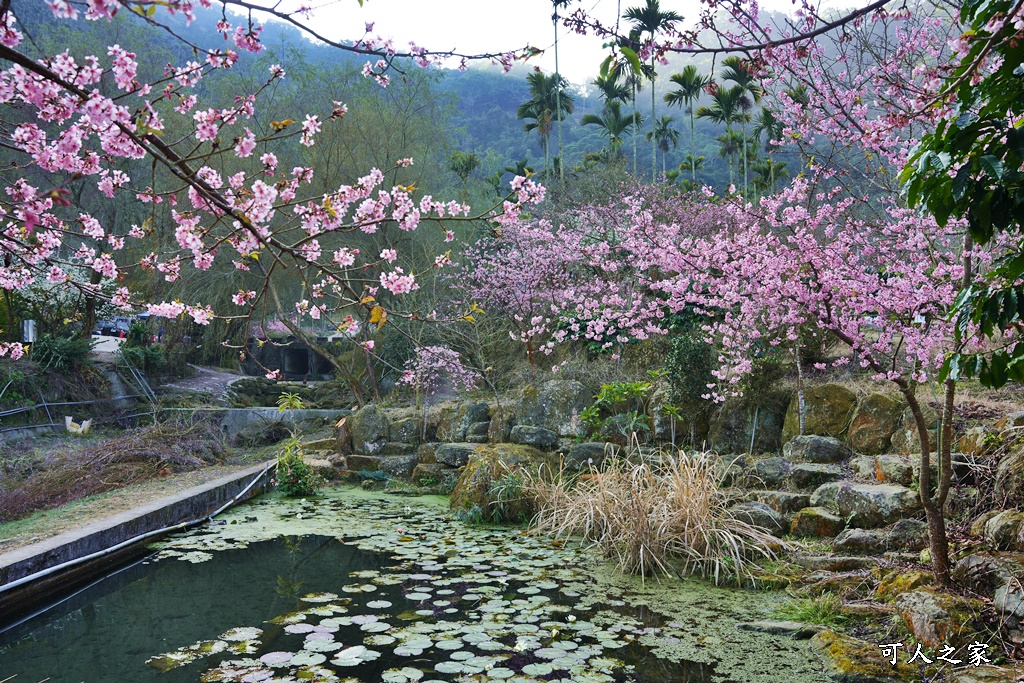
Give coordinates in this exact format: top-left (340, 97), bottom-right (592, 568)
top-left (517, 380), bottom-right (589, 437)
top-left (847, 393), bottom-right (904, 455)
top-left (349, 404), bottom-right (390, 455)
top-left (709, 393), bottom-right (790, 455)
top-left (782, 384), bottom-right (858, 445)
top-left (449, 444), bottom-right (559, 523)
top-left (874, 569), bottom-right (934, 602)
top-left (810, 630), bottom-right (919, 682)
top-left (894, 589), bottom-right (983, 649)
top-left (890, 405), bottom-right (940, 455)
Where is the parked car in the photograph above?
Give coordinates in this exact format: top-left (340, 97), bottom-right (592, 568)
top-left (94, 318), bottom-right (131, 337)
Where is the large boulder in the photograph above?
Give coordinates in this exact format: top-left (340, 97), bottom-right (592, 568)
top-left (874, 455), bottom-right (915, 486)
top-left (709, 395), bottom-right (789, 455)
top-left (449, 444), bottom-right (559, 522)
top-left (435, 443), bottom-right (478, 468)
top-left (810, 630), bottom-right (918, 682)
top-left (874, 569), bottom-right (934, 602)
top-left (852, 454), bottom-right (914, 486)
top-left (948, 665), bottom-right (1024, 683)
top-left (835, 519), bottom-right (930, 555)
top-left (749, 457), bottom-right (792, 488)
top-left (727, 501), bottom-right (785, 534)
top-left (890, 404), bottom-right (940, 455)
top-left (809, 481), bottom-right (846, 510)
top-left (835, 483), bottom-right (922, 528)
top-left (790, 507), bottom-right (844, 538)
top-left (565, 442), bottom-right (619, 470)
top-left (509, 425), bottom-right (558, 451)
top-left (846, 393), bottom-right (903, 455)
top-left (377, 454), bottom-right (417, 479)
top-left (390, 417), bottom-right (422, 446)
top-left (984, 510), bottom-right (1024, 550)
top-left (751, 490), bottom-right (811, 515)
top-left (437, 402), bottom-right (490, 442)
top-left (781, 384), bottom-right (857, 444)
top-left (783, 435), bottom-right (852, 464)
top-left (788, 464), bottom-right (845, 491)
top-left (349, 405), bottom-right (390, 455)
top-left (411, 463), bottom-right (460, 491)
top-left (517, 380), bottom-right (589, 437)
top-left (886, 518), bottom-right (930, 551)
top-left (958, 425), bottom-right (1000, 458)
top-left (952, 553), bottom-right (1024, 619)
top-left (895, 590), bottom-right (980, 649)
top-left (995, 453), bottom-right (1024, 502)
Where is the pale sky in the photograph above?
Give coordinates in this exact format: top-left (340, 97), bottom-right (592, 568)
top-left (277, 0), bottom-right (812, 85)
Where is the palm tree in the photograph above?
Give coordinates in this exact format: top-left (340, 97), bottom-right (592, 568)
top-left (714, 128), bottom-right (744, 186)
top-left (680, 153), bottom-right (705, 176)
top-left (614, 28), bottom-right (648, 176)
top-left (785, 84), bottom-right (810, 106)
top-left (752, 158), bottom-right (789, 193)
top-left (593, 68), bottom-right (631, 108)
top-left (696, 85), bottom-right (746, 185)
top-left (448, 151), bottom-right (481, 184)
top-left (552, 0), bottom-right (573, 186)
top-left (516, 71), bottom-right (575, 177)
top-left (665, 65), bottom-right (710, 185)
top-left (625, 0), bottom-right (682, 182)
top-left (720, 56), bottom-right (762, 196)
top-left (582, 100), bottom-right (641, 156)
top-left (646, 115), bottom-right (679, 177)
top-left (667, 154), bottom-right (705, 188)
top-left (752, 106), bottom-right (784, 193)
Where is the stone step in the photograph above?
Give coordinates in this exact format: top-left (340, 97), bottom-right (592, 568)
top-left (788, 464), bottom-right (846, 491)
top-left (749, 490), bottom-right (811, 514)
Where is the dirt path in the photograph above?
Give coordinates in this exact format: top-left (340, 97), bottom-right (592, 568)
top-left (0, 465), bottom-right (256, 555)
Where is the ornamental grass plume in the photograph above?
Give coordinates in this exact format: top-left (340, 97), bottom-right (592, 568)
top-left (527, 448), bottom-right (782, 584)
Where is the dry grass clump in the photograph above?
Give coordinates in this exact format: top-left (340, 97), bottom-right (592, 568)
top-left (0, 418), bottom-right (226, 523)
top-left (528, 450), bottom-right (782, 584)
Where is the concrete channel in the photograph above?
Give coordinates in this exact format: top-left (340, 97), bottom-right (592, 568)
top-left (0, 460), bottom-right (275, 618)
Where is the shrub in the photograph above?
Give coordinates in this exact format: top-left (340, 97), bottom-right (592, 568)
top-left (527, 450), bottom-right (782, 584)
top-left (31, 334), bottom-right (95, 373)
top-left (120, 344), bottom-right (165, 374)
top-left (126, 320), bottom-right (149, 348)
top-left (275, 437), bottom-right (324, 497)
top-left (665, 334), bottom-right (715, 416)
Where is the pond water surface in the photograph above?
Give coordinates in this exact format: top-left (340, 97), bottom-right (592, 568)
top-left (0, 489), bottom-right (827, 683)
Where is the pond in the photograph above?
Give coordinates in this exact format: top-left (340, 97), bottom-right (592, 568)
top-left (0, 489), bottom-right (827, 683)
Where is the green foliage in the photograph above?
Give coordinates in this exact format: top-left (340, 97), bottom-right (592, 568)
top-left (486, 470), bottom-right (531, 524)
top-left (275, 437), bottom-right (324, 497)
top-left (775, 592), bottom-right (848, 626)
top-left (903, 0), bottom-right (1024, 387)
top-left (739, 352), bottom-right (790, 405)
top-left (452, 502), bottom-right (486, 525)
top-left (448, 150), bottom-right (481, 183)
top-left (125, 321), bottom-right (149, 348)
top-left (31, 335), bottom-right (95, 373)
top-left (120, 344), bottom-right (165, 375)
top-left (582, 374), bottom-right (665, 441)
top-left (277, 392), bottom-right (305, 411)
top-left (665, 334), bottom-right (715, 416)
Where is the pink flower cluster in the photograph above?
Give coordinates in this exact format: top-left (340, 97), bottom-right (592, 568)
top-left (399, 345), bottom-right (480, 396)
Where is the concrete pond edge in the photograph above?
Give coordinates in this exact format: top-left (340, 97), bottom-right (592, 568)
top-left (0, 460), bottom-right (275, 617)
